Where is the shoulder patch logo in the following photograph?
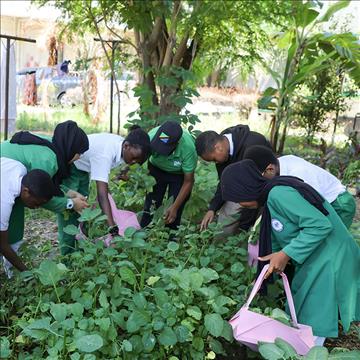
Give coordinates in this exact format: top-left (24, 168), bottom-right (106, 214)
top-left (271, 219), bottom-right (284, 232)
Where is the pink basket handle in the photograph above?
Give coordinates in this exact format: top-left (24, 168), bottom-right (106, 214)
top-left (243, 264), bottom-right (299, 327)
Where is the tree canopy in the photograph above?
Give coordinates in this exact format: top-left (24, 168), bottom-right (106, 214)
top-left (36, 0), bottom-right (292, 118)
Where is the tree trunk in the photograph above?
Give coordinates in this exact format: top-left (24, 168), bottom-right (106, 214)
top-left (306, 127), bottom-right (312, 145)
top-left (272, 96), bottom-right (286, 152)
top-left (331, 108), bottom-right (340, 145)
top-left (319, 138), bottom-right (327, 168)
top-left (269, 114), bottom-right (276, 151)
top-left (278, 122), bottom-right (288, 155)
top-left (276, 99), bottom-right (290, 154)
top-left (141, 44), bottom-right (159, 106)
top-left (331, 72), bottom-right (345, 145)
top-left (159, 38), bottom-right (200, 117)
top-left (271, 113), bottom-right (282, 153)
top-left (82, 72), bottom-right (90, 116)
top-left (210, 69), bottom-right (220, 87)
top-left (160, 86), bottom-right (181, 115)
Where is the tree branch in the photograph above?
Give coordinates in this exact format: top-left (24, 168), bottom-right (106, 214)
top-left (148, 16), bottom-right (164, 51)
top-left (100, 6), bottom-right (139, 52)
top-left (173, 32), bottom-right (189, 66)
top-left (134, 29), bottom-right (141, 49)
top-left (163, 0), bottom-right (182, 67)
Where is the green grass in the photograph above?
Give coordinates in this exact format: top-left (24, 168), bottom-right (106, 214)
top-left (194, 111), bottom-right (272, 137)
top-left (15, 105), bottom-right (108, 135)
top-left (2, 104), bottom-right (353, 158)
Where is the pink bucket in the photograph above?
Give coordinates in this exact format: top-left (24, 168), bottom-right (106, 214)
top-left (229, 264), bottom-right (316, 355)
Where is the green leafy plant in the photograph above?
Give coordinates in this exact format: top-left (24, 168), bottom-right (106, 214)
top-left (250, 308), bottom-right (293, 327)
top-left (0, 212), bottom-right (262, 358)
top-left (259, 338), bottom-right (360, 360)
top-left (110, 164), bottom-right (156, 214)
top-left (342, 160), bottom-right (360, 187)
top-left (292, 64), bottom-right (351, 144)
top-left (258, 0), bottom-right (360, 153)
top-left (127, 66), bottom-right (201, 132)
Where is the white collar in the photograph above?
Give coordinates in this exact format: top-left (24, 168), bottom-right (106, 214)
top-left (117, 140), bottom-right (124, 163)
top-left (224, 133), bottom-right (234, 156)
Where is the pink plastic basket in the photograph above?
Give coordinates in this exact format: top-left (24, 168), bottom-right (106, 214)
top-left (229, 264), bottom-right (316, 355)
top-left (247, 242), bottom-right (259, 267)
top-left (103, 194), bottom-right (140, 246)
top-left (76, 194), bottom-right (140, 247)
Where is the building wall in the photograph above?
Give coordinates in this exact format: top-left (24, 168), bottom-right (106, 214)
top-left (1, 15), bottom-right (77, 70)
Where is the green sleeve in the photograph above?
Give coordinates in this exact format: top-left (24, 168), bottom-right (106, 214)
top-left (271, 239), bottom-right (282, 253)
top-left (268, 186), bottom-right (333, 264)
top-left (181, 145), bottom-right (197, 173)
top-left (61, 184), bottom-right (71, 194)
top-left (61, 164), bottom-right (84, 193)
top-left (42, 196), bottom-right (68, 213)
top-left (148, 127), bottom-right (158, 141)
top-left (42, 165), bottom-right (90, 213)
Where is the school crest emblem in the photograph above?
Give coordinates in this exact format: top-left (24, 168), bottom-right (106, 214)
top-left (271, 219), bottom-right (284, 232)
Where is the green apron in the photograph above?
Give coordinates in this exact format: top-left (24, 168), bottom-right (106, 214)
top-left (331, 190), bottom-right (356, 229)
top-left (57, 165), bottom-right (90, 255)
top-left (267, 185), bottom-right (360, 337)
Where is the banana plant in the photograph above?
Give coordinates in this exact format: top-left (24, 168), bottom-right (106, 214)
top-left (258, 0), bottom-right (360, 153)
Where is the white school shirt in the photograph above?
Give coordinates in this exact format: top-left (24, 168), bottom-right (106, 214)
top-left (278, 155), bottom-right (346, 203)
top-left (74, 133), bottom-right (124, 183)
top-left (0, 157), bottom-right (27, 231)
top-left (224, 133), bottom-right (234, 156)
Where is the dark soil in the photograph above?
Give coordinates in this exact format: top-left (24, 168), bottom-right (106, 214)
top-left (325, 323), bottom-right (360, 350)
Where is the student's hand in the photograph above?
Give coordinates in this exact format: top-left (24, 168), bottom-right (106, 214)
top-left (73, 197), bottom-right (90, 213)
top-left (66, 190), bottom-right (87, 201)
top-left (115, 167), bottom-right (130, 181)
top-left (200, 210), bottom-right (215, 231)
top-left (258, 251), bottom-right (290, 279)
top-left (118, 173), bottom-right (129, 181)
top-left (164, 205), bottom-right (178, 224)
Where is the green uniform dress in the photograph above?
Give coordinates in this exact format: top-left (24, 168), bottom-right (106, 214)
top-left (330, 191), bottom-right (356, 229)
top-left (58, 166), bottom-right (89, 255)
top-left (0, 140), bottom-right (78, 253)
top-left (267, 186), bottom-right (360, 337)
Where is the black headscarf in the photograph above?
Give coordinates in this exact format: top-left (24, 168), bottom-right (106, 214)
top-left (10, 120), bottom-right (89, 187)
top-left (243, 145), bottom-right (278, 173)
top-left (221, 159), bottom-right (329, 277)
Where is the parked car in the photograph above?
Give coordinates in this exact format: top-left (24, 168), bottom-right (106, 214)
top-left (16, 66), bottom-right (83, 105)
